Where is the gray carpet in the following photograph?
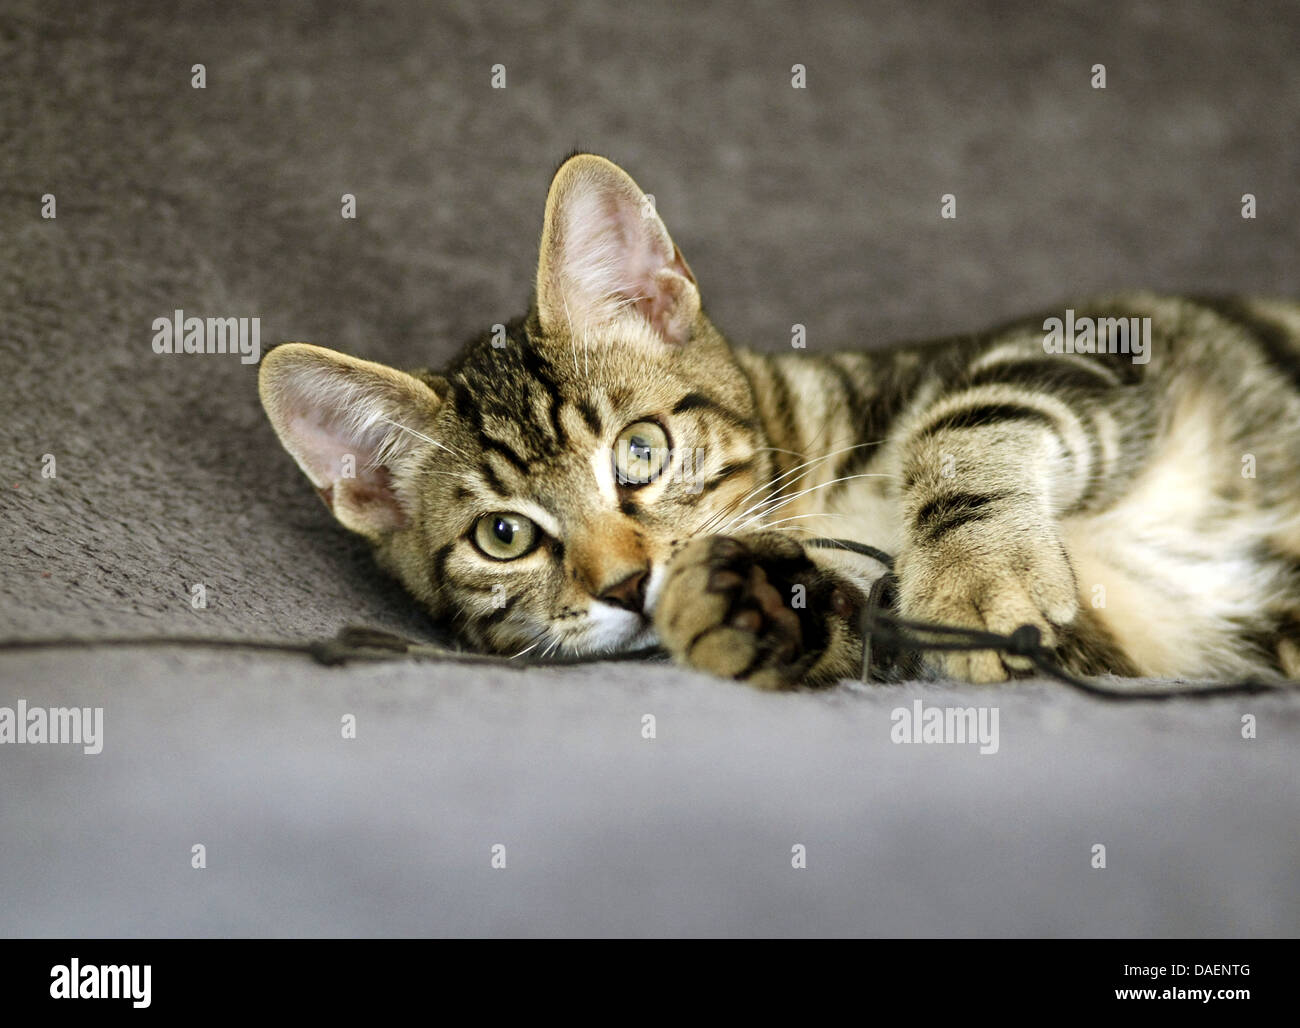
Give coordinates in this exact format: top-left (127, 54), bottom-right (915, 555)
top-left (1, 0), bottom-right (1297, 936)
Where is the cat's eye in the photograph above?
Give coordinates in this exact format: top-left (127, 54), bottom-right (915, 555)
top-left (613, 420), bottom-right (671, 486)
top-left (472, 513), bottom-right (538, 561)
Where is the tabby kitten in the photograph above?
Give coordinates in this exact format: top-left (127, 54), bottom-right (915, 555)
top-left (259, 153), bottom-right (1300, 687)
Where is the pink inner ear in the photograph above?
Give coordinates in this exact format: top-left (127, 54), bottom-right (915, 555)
top-left (637, 265), bottom-right (696, 344)
top-left (290, 411), bottom-right (408, 531)
top-left (342, 464), bottom-right (407, 532)
top-left (289, 413), bottom-right (371, 488)
top-left (604, 192), bottom-right (669, 292)
top-left (562, 186), bottom-right (694, 340)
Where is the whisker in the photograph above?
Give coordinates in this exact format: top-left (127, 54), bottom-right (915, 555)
top-left (748, 511), bottom-right (852, 532)
top-left (728, 473), bottom-right (892, 534)
top-left (707, 442), bottom-right (884, 536)
top-left (376, 415), bottom-right (466, 461)
top-left (697, 449), bottom-right (843, 534)
top-left (562, 296), bottom-right (580, 380)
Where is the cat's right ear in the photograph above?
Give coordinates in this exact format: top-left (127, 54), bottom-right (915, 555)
top-left (258, 343), bottom-right (443, 540)
top-left (535, 153), bottom-right (700, 346)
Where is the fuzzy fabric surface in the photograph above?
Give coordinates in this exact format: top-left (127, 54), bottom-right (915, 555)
top-left (1, 0), bottom-right (1297, 936)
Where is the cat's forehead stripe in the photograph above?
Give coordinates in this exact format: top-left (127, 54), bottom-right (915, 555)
top-left (575, 399), bottom-right (602, 435)
top-left (479, 459), bottom-right (508, 496)
top-left (450, 342), bottom-right (581, 465)
top-left (672, 391), bottom-right (756, 431)
top-left (479, 435), bottom-right (531, 475)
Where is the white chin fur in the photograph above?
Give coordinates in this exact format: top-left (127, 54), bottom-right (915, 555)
top-left (569, 601), bottom-right (658, 655)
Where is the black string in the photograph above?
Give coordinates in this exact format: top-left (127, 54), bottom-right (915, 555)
top-left (801, 537), bottom-right (1296, 697)
top-left (806, 537), bottom-right (896, 569)
top-left (855, 576), bottom-right (1298, 700)
top-left (0, 628), bottom-right (665, 669)
top-left (1, 538), bottom-right (1295, 698)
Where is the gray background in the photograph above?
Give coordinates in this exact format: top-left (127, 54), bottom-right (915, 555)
top-left (1, 0), bottom-right (1297, 936)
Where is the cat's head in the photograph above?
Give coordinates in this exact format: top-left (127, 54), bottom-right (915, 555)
top-left (259, 154), bottom-right (773, 655)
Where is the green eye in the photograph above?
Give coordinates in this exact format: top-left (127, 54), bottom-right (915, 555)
top-left (613, 420), bottom-right (671, 486)
top-left (472, 513), bottom-right (538, 560)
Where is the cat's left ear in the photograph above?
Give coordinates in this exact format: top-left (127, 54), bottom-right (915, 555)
top-left (535, 153), bottom-right (700, 345)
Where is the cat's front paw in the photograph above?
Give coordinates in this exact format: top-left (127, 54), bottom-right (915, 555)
top-left (895, 535), bottom-right (1080, 683)
top-left (653, 534), bottom-right (821, 690)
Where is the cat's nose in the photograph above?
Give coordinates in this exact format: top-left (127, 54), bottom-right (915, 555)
top-left (597, 568), bottom-right (649, 613)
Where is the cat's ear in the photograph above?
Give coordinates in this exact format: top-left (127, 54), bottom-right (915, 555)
top-left (535, 153), bottom-right (700, 345)
top-left (258, 343), bottom-right (442, 540)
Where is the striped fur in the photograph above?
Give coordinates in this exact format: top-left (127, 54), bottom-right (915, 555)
top-left (259, 155), bottom-right (1300, 687)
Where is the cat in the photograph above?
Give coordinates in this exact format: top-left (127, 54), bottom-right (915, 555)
top-left (259, 153), bottom-right (1300, 688)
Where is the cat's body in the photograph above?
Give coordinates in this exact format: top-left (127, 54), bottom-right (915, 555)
top-left (259, 154), bottom-right (1300, 687)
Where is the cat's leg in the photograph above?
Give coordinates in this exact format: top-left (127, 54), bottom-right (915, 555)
top-left (891, 381), bottom-right (1128, 683)
top-left (652, 532), bottom-right (879, 689)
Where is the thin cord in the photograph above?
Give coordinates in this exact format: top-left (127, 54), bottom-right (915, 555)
top-left (0, 627), bottom-right (665, 669)
top-left (806, 536), bottom-right (896, 568)
top-left (858, 588), bottom-right (1299, 700)
top-left (1, 539), bottom-right (1296, 698)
